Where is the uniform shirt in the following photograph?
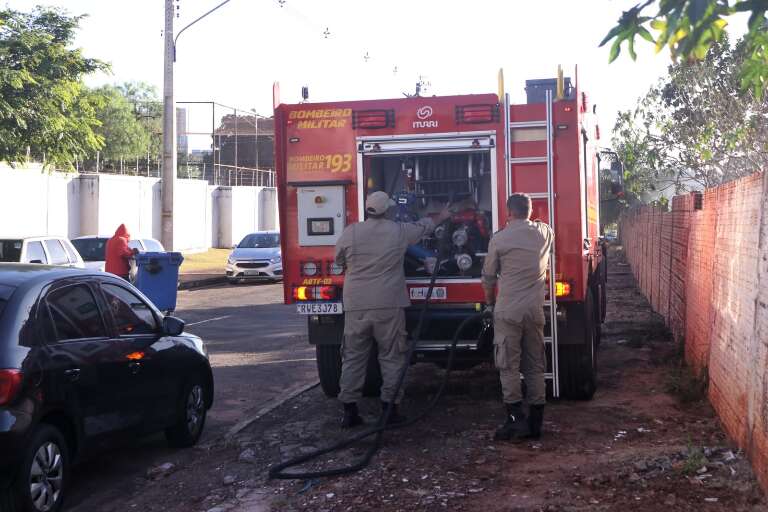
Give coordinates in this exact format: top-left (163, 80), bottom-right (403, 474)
top-left (335, 217), bottom-right (435, 311)
top-left (481, 219), bottom-right (554, 320)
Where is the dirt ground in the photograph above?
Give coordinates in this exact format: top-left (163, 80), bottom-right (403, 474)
top-left (107, 247), bottom-right (767, 512)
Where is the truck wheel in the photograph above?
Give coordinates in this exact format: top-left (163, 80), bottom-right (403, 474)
top-left (316, 344), bottom-right (342, 397)
top-left (316, 344), bottom-right (383, 398)
top-left (558, 295), bottom-right (597, 400)
top-left (362, 346), bottom-right (382, 397)
top-left (593, 286), bottom-right (603, 347)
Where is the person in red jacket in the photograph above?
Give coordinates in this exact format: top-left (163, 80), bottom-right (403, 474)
top-left (105, 224), bottom-right (137, 280)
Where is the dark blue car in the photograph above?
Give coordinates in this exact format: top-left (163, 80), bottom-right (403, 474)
top-left (0, 264), bottom-right (213, 512)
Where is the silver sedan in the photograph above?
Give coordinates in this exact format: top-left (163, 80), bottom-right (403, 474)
top-left (226, 231), bottom-right (282, 283)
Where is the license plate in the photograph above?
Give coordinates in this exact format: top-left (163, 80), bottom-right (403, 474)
top-left (296, 302), bottom-right (343, 315)
top-left (409, 287), bottom-right (447, 300)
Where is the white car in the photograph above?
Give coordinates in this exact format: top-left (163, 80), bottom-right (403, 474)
top-left (226, 231), bottom-right (282, 283)
top-left (71, 236), bottom-right (165, 272)
top-left (0, 236), bottom-right (85, 268)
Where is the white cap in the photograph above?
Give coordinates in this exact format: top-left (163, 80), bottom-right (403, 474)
top-left (365, 191), bottom-right (395, 215)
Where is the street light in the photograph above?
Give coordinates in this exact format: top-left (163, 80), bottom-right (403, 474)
top-left (162, 0), bottom-right (234, 250)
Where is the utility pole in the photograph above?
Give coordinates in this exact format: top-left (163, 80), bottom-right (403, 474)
top-left (161, 0), bottom-right (176, 251)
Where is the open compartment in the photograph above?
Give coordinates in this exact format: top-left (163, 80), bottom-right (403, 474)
top-left (363, 150), bottom-right (494, 279)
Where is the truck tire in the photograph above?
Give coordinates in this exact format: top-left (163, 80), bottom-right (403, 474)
top-left (316, 344), bottom-right (342, 397)
top-left (315, 344), bottom-right (383, 398)
top-left (558, 294), bottom-right (597, 400)
top-left (593, 285), bottom-right (603, 346)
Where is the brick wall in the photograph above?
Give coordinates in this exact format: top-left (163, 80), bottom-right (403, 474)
top-left (620, 171), bottom-right (768, 492)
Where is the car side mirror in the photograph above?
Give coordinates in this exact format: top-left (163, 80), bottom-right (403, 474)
top-left (231, 245), bottom-right (237, 250)
top-left (162, 316), bottom-right (185, 336)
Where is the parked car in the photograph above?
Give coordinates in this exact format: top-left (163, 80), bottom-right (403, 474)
top-left (226, 231), bottom-right (282, 284)
top-left (0, 264), bottom-right (213, 512)
top-left (71, 236), bottom-right (165, 272)
top-left (0, 237), bottom-right (84, 269)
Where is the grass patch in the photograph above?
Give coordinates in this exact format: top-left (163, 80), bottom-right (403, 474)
top-left (180, 248), bottom-right (230, 274)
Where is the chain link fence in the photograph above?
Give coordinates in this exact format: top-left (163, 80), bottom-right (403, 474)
top-left (68, 101), bottom-right (275, 187)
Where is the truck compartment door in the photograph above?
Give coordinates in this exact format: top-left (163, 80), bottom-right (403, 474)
top-left (297, 186), bottom-right (346, 246)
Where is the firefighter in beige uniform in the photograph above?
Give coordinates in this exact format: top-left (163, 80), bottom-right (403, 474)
top-left (334, 191), bottom-right (450, 428)
top-left (482, 193), bottom-right (553, 441)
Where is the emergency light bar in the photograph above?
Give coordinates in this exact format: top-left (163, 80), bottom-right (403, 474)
top-left (455, 104), bottom-right (500, 124)
top-left (352, 109), bottom-right (395, 129)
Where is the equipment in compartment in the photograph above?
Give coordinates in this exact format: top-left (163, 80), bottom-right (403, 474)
top-left (365, 152), bottom-right (492, 278)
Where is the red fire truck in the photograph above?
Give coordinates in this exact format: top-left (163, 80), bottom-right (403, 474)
top-left (274, 72), bottom-right (607, 400)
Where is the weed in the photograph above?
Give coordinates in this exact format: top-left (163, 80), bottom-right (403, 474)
top-left (680, 439), bottom-right (708, 475)
top-left (665, 363), bottom-right (708, 403)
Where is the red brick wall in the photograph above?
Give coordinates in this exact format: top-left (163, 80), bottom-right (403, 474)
top-left (620, 172), bottom-right (768, 492)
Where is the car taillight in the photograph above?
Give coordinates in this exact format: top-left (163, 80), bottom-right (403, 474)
top-left (293, 286), bottom-right (337, 301)
top-left (0, 369), bottom-right (23, 406)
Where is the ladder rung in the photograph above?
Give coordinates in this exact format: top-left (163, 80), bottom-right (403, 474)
top-left (527, 192), bottom-right (550, 199)
top-left (510, 121), bottom-right (547, 129)
top-left (543, 300), bottom-right (552, 307)
top-left (544, 373), bottom-right (554, 379)
top-left (544, 336), bottom-right (553, 344)
top-left (510, 156), bottom-right (547, 164)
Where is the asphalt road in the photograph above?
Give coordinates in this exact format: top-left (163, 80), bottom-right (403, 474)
top-left (65, 282), bottom-right (315, 511)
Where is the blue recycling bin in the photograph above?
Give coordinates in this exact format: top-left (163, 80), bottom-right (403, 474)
top-left (134, 252), bottom-right (184, 312)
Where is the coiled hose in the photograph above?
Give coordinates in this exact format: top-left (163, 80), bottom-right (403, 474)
top-left (268, 260), bottom-right (486, 480)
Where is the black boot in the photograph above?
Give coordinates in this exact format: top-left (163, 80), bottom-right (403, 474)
top-left (494, 402), bottom-right (530, 441)
top-left (380, 401), bottom-right (407, 426)
top-left (341, 402), bottom-right (363, 429)
top-left (527, 404), bottom-right (544, 440)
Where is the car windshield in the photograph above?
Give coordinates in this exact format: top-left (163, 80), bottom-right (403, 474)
top-left (238, 233), bottom-right (280, 248)
top-left (71, 238), bottom-right (108, 262)
top-left (0, 240), bottom-right (23, 262)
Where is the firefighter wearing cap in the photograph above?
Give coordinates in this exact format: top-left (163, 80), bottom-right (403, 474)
top-left (482, 193), bottom-right (553, 441)
top-left (334, 191), bottom-right (451, 428)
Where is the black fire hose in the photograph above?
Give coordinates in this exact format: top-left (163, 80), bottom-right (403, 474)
top-left (268, 262), bottom-right (487, 480)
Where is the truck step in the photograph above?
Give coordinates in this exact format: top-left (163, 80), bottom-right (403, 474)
top-left (510, 120), bottom-right (547, 129)
top-left (509, 156), bottom-right (547, 164)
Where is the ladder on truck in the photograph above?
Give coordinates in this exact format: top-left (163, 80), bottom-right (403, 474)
top-left (503, 89), bottom-right (560, 397)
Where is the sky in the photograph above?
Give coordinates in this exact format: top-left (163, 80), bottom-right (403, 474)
top-left (4, 0), bottom-right (712, 150)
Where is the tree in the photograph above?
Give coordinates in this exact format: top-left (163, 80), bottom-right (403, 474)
top-left (0, 6), bottom-right (108, 168)
top-left (611, 37), bottom-right (767, 201)
top-left (118, 81), bottom-right (163, 162)
top-left (87, 85), bottom-right (151, 164)
top-left (601, 0), bottom-right (768, 99)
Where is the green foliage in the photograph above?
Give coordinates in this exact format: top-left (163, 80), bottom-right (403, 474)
top-left (88, 85), bottom-right (151, 161)
top-left (601, 0), bottom-right (768, 99)
top-left (0, 6), bottom-right (108, 168)
top-left (612, 37), bottom-right (767, 202)
top-left (118, 82), bottom-right (163, 161)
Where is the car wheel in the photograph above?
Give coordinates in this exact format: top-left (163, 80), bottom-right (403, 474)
top-left (165, 380), bottom-right (208, 448)
top-left (1, 425), bottom-right (70, 512)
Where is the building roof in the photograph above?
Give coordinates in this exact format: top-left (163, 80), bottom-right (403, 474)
top-left (214, 115), bottom-right (274, 136)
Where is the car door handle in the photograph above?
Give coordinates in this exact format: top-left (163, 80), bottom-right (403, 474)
top-left (64, 368), bottom-right (81, 381)
top-left (128, 362), bottom-right (142, 375)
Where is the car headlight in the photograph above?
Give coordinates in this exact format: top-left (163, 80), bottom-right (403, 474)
top-left (227, 256), bottom-right (236, 265)
top-left (270, 255), bottom-right (282, 264)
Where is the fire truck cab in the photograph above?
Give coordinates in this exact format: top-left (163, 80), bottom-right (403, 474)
top-left (275, 73), bottom-right (606, 400)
